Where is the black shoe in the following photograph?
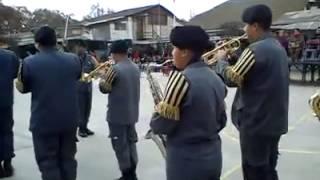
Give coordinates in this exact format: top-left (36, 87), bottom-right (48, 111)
top-left (130, 170), bottom-right (138, 180)
top-left (115, 176), bottom-right (127, 180)
top-left (3, 159), bottom-right (14, 178)
top-left (86, 128), bottom-right (95, 136)
top-left (115, 174), bottom-right (137, 180)
top-left (78, 130), bottom-right (88, 138)
top-left (0, 162), bottom-right (5, 178)
top-left (115, 170), bottom-right (131, 180)
top-left (131, 174), bottom-right (138, 180)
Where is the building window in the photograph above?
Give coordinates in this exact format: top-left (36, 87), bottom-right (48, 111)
top-left (71, 29), bottom-right (81, 35)
top-left (114, 22), bottom-right (127, 30)
top-left (148, 15), bottom-right (167, 25)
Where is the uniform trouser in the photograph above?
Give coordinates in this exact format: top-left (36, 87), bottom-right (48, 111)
top-left (108, 123), bottom-right (138, 174)
top-left (166, 139), bottom-right (222, 180)
top-left (32, 130), bottom-right (78, 180)
top-left (240, 133), bottom-right (281, 180)
top-left (0, 107), bottom-right (15, 161)
top-left (78, 90), bottom-right (92, 131)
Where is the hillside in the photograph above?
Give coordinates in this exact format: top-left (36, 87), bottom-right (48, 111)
top-left (188, 0), bottom-right (308, 30)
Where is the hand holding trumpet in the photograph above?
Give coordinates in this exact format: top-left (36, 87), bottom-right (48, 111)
top-left (80, 60), bottom-right (113, 83)
top-left (202, 34), bottom-right (247, 65)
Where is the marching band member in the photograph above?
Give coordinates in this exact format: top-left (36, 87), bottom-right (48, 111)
top-left (215, 5), bottom-right (289, 180)
top-left (99, 40), bottom-right (140, 180)
top-left (16, 26), bottom-right (81, 180)
top-left (150, 26), bottom-right (227, 180)
top-left (75, 40), bottom-right (99, 138)
top-left (0, 48), bottom-right (19, 178)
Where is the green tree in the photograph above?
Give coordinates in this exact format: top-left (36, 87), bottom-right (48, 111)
top-left (29, 9), bottom-right (68, 28)
top-left (0, 4), bottom-right (29, 34)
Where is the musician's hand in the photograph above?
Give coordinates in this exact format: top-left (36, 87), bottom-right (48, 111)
top-left (97, 69), bottom-right (105, 76)
top-left (154, 103), bottom-right (161, 112)
top-left (216, 50), bottom-right (228, 61)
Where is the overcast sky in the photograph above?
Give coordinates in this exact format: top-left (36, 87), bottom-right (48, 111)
top-left (3, 0), bottom-right (227, 20)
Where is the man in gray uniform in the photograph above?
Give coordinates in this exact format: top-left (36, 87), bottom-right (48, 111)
top-left (150, 26), bottom-right (227, 180)
top-left (215, 5), bottom-right (289, 180)
top-left (0, 49), bottom-right (19, 178)
top-left (99, 40), bottom-right (140, 180)
top-left (16, 26), bottom-right (81, 180)
top-left (75, 41), bottom-right (99, 138)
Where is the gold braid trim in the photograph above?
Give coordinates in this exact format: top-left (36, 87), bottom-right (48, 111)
top-left (104, 81), bottom-right (113, 92)
top-left (226, 67), bottom-right (244, 87)
top-left (155, 71), bottom-right (189, 121)
top-left (226, 48), bottom-right (255, 87)
top-left (156, 101), bottom-right (180, 121)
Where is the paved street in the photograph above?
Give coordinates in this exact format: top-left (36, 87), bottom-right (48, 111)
top-left (6, 72), bottom-right (320, 180)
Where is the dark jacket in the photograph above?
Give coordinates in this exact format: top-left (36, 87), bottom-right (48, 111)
top-left (78, 52), bottom-right (96, 92)
top-left (151, 61), bottom-right (227, 146)
top-left (216, 32), bottom-right (289, 136)
top-left (150, 61), bottom-right (227, 180)
top-left (0, 49), bottom-right (19, 108)
top-left (17, 49), bottom-right (82, 134)
top-left (99, 59), bottom-right (140, 125)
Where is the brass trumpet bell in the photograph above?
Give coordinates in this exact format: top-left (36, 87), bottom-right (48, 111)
top-left (202, 34), bottom-right (247, 65)
top-left (80, 61), bottom-right (113, 83)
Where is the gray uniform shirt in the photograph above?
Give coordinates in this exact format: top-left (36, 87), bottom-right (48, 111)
top-left (151, 61), bottom-right (227, 146)
top-left (216, 32), bottom-right (289, 136)
top-left (100, 59), bottom-right (140, 125)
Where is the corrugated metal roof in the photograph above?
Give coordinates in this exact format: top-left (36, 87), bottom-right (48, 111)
top-left (83, 4), bottom-right (184, 27)
top-left (84, 4), bottom-right (181, 26)
top-left (83, 16), bottom-right (125, 26)
top-left (272, 21), bottom-right (320, 30)
top-left (86, 5), bottom-right (157, 23)
top-left (274, 9), bottom-right (320, 25)
top-left (188, 0), bottom-right (307, 30)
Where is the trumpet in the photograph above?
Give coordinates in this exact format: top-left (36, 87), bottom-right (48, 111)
top-left (309, 92), bottom-right (320, 119)
top-left (202, 34), bottom-right (248, 65)
top-left (80, 60), bottom-right (113, 83)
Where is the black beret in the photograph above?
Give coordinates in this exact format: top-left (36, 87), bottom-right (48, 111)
top-left (170, 26), bottom-right (210, 53)
top-left (110, 40), bottom-right (129, 54)
top-left (242, 4), bottom-right (272, 30)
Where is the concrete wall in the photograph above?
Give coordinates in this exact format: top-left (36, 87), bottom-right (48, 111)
top-left (144, 15), bottom-right (176, 40)
top-left (109, 17), bottom-right (134, 40)
top-left (88, 13), bottom-right (181, 41)
top-left (90, 23), bottom-right (111, 41)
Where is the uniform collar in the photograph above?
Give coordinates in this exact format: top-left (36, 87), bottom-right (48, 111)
top-left (39, 47), bottom-right (58, 53)
top-left (254, 31), bottom-right (273, 43)
top-left (187, 60), bottom-right (206, 69)
top-left (117, 57), bottom-right (129, 64)
top-left (173, 58), bottom-right (205, 71)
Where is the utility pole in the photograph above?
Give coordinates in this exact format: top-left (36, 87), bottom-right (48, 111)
top-left (63, 14), bottom-right (74, 44)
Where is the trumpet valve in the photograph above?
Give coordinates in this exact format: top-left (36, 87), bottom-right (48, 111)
top-left (81, 73), bottom-right (92, 82)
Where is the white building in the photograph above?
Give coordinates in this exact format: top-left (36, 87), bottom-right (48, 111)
top-left (83, 4), bottom-right (184, 43)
